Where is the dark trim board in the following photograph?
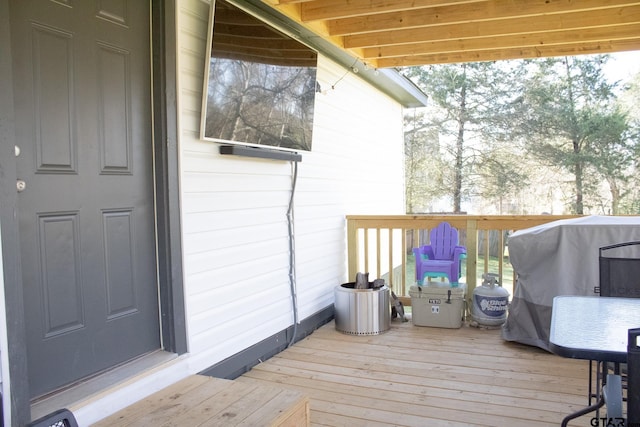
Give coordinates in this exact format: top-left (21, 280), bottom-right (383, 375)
top-left (200, 306), bottom-right (334, 379)
top-left (151, 0), bottom-right (188, 356)
top-left (0, 0), bottom-right (31, 424)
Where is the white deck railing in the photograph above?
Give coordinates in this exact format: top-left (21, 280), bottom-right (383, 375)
top-left (346, 214), bottom-right (580, 305)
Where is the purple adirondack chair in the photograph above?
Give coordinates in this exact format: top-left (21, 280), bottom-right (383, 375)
top-left (412, 222), bottom-right (466, 285)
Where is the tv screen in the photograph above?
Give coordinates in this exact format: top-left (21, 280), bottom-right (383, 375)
top-left (201, 0), bottom-right (318, 152)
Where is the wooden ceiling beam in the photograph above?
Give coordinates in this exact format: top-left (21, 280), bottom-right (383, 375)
top-left (375, 39), bottom-right (640, 67)
top-left (260, 0), bottom-right (640, 68)
top-left (326, 0), bottom-right (640, 36)
top-left (361, 24), bottom-right (640, 60)
top-left (299, 0), bottom-right (486, 22)
top-left (260, 0), bottom-right (334, 39)
top-left (344, 5), bottom-right (640, 48)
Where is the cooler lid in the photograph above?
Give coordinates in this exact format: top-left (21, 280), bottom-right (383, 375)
top-left (410, 284), bottom-right (466, 297)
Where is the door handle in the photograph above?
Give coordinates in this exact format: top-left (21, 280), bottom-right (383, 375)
top-left (16, 180), bottom-right (26, 193)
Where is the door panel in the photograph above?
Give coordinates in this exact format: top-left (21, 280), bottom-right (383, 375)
top-left (39, 213), bottom-right (84, 338)
top-left (10, 0), bottom-right (161, 398)
top-left (32, 23), bottom-right (77, 173)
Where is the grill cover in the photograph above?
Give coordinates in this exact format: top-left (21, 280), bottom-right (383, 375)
top-left (501, 215), bottom-right (640, 351)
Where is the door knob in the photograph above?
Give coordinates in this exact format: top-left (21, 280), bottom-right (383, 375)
top-left (16, 180), bottom-right (26, 193)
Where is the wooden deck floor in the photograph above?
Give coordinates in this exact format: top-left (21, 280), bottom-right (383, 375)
top-left (236, 319), bottom-right (598, 427)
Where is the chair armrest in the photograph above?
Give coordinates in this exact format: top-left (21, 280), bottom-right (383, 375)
top-left (453, 246), bottom-right (466, 260)
top-left (413, 246), bottom-right (434, 260)
top-left (423, 245), bottom-right (435, 260)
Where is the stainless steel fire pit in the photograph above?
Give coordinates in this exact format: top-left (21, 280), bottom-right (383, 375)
top-left (334, 283), bottom-right (390, 335)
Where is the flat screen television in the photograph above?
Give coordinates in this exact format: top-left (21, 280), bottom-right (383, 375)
top-left (201, 0), bottom-right (318, 153)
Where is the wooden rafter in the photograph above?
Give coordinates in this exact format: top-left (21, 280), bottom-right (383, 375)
top-left (261, 0), bottom-right (640, 67)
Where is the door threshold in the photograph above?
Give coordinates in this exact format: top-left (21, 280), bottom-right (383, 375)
top-left (30, 350), bottom-right (177, 421)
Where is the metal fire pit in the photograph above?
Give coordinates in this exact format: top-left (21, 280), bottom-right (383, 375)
top-left (334, 283), bottom-right (390, 335)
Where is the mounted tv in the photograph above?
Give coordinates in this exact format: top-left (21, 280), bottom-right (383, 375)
top-left (201, 0), bottom-right (318, 153)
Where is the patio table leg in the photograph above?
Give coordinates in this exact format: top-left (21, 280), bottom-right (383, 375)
top-left (560, 396), bottom-right (604, 427)
top-left (562, 361), bottom-right (610, 427)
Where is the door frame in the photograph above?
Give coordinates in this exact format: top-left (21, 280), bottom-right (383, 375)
top-left (0, 1), bottom-right (185, 425)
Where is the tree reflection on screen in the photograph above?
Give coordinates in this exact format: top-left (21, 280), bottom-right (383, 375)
top-left (202, 0), bottom-right (318, 152)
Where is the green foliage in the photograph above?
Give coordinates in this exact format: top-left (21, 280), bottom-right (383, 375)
top-left (402, 62), bottom-right (523, 213)
top-left (403, 55), bottom-right (640, 215)
top-left (404, 109), bottom-right (449, 213)
top-left (513, 56), bottom-right (637, 214)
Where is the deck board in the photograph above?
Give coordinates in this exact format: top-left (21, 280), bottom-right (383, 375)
top-left (91, 376), bottom-right (309, 427)
top-left (237, 319), bottom-right (598, 427)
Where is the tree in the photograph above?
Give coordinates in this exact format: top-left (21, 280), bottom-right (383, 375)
top-left (403, 55), bottom-right (639, 215)
top-left (403, 62), bottom-right (522, 213)
top-left (473, 145), bottom-right (530, 214)
top-left (586, 108), bottom-right (635, 213)
top-left (614, 71), bottom-right (640, 213)
top-left (404, 108), bottom-right (449, 213)
top-left (512, 55), bottom-right (636, 214)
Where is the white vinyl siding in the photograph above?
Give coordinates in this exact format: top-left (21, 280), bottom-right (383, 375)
top-left (177, 0), bottom-right (405, 371)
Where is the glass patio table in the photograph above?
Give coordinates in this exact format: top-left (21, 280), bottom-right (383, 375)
top-left (549, 295), bottom-right (640, 426)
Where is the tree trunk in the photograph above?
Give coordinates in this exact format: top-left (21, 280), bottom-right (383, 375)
top-left (454, 66), bottom-right (467, 214)
top-left (607, 177), bottom-right (620, 214)
top-left (574, 141), bottom-right (584, 214)
top-left (564, 59), bottom-right (584, 214)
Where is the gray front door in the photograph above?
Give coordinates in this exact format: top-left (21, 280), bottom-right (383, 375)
top-left (10, 0), bottom-right (161, 398)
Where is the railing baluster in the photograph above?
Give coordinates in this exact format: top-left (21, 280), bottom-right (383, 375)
top-left (375, 228), bottom-right (381, 281)
top-left (387, 228), bottom-right (393, 293)
top-left (484, 229), bottom-right (490, 276)
top-left (364, 228), bottom-right (369, 276)
top-left (466, 219), bottom-right (479, 306)
top-left (401, 228), bottom-right (407, 296)
top-left (347, 219), bottom-right (357, 281)
top-left (499, 229), bottom-right (505, 285)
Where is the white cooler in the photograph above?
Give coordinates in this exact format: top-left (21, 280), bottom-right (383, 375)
top-left (409, 283), bottom-right (466, 328)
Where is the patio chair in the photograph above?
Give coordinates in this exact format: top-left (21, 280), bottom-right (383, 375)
top-left (589, 241), bottom-right (640, 416)
top-left (413, 222), bottom-right (466, 285)
top-left (27, 408), bottom-right (78, 427)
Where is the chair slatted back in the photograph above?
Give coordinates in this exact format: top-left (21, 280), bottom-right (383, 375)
top-left (429, 222), bottom-right (458, 260)
top-left (599, 241), bottom-right (640, 298)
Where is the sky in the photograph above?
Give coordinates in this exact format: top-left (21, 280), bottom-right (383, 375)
top-left (604, 50), bottom-right (640, 84)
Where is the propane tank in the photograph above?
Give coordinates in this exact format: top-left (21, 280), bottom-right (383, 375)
top-left (472, 273), bottom-right (510, 326)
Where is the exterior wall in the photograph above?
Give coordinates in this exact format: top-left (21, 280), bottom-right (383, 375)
top-left (3, 1), bottom-right (407, 424)
top-left (177, 0), bottom-right (405, 370)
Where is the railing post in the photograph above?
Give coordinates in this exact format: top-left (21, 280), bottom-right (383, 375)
top-left (346, 218), bottom-right (358, 282)
top-left (465, 219), bottom-right (478, 311)
top-left (499, 230), bottom-right (505, 283)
